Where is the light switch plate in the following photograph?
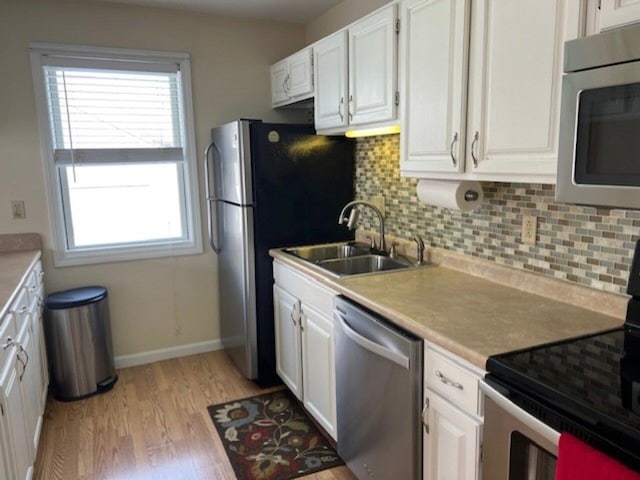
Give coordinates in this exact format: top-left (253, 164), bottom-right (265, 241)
top-left (371, 195), bottom-right (386, 217)
top-left (11, 201), bottom-right (26, 220)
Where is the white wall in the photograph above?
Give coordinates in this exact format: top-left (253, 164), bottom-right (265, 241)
top-left (305, 0), bottom-right (390, 43)
top-left (0, 0), bottom-right (306, 360)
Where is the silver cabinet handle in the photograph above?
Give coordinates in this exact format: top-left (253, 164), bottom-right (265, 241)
top-left (2, 337), bottom-right (15, 350)
top-left (283, 74), bottom-right (291, 95)
top-left (17, 344), bottom-right (28, 381)
top-left (29, 285), bottom-right (37, 292)
top-left (421, 397), bottom-right (430, 434)
top-left (339, 96), bottom-right (345, 122)
top-left (348, 94), bottom-right (353, 121)
top-left (17, 305), bottom-right (28, 315)
top-left (471, 131), bottom-right (479, 168)
top-left (436, 370), bottom-right (464, 390)
top-left (290, 304), bottom-right (297, 327)
top-left (450, 132), bottom-right (458, 167)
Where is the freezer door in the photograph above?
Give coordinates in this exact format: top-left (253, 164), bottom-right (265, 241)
top-left (211, 120), bottom-right (254, 205)
top-left (218, 200), bottom-right (258, 379)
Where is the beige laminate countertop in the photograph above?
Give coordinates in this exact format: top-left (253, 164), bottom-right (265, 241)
top-left (0, 250), bottom-right (41, 320)
top-left (270, 249), bottom-right (624, 370)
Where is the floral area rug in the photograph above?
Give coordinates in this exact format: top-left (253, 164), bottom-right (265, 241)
top-left (208, 390), bottom-right (343, 480)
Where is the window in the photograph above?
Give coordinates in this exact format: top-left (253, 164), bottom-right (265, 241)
top-left (30, 44), bottom-right (201, 266)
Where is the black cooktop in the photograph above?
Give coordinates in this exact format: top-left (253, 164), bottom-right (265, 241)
top-left (486, 327), bottom-right (640, 469)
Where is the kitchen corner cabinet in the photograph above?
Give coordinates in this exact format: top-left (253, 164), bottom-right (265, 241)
top-left (597, 0), bottom-right (640, 31)
top-left (314, 4), bottom-right (398, 133)
top-left (270, 47), bottom-right (314, 107)
top-left (0, 258), bottom-right (47, 480)
top-left (273, 260), bottom-right (337, 440)
top-left (423, 343), bottom-right (484, 480)
top-left (401, 0), bottom-right (580, 183)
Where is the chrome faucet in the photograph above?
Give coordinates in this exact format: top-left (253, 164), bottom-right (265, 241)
top-left (338, 200), bottom-right (386, 252)
top-left (414, 235), bottom-right (425, 265)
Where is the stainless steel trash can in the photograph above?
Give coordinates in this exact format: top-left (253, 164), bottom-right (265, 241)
top-left (44, 286), bottom-right (117, 401)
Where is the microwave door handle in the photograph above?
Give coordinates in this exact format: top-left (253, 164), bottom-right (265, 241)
top-left (204, 141), bottom-right (222, 254)
top-left (479, 380), bottom-right (560, 446)
top-left (334, 310), bottom-right (410, 370)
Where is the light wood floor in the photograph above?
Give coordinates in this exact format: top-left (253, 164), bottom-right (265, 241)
top-left (33, 351), bottom-right (356, 480)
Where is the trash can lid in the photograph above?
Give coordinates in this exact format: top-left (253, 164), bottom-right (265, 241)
top-left (45, 286), bottom-right (107, 309)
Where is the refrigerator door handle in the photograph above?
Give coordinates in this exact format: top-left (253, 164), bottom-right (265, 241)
top-left (204, 141), bottom-right (222, 254)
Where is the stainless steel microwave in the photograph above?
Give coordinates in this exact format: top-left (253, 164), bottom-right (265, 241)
top-left (557, 23), bottom-right (640, 209)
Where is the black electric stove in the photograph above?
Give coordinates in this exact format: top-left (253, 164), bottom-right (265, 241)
top-left (485, 240), bottom-right (640, 472)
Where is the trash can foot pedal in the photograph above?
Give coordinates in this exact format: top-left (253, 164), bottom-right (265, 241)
top-left (97, 375), bottom-right (118, 392)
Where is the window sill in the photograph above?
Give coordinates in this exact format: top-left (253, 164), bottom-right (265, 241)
top-left (52, 240), bottom-right (204, 267)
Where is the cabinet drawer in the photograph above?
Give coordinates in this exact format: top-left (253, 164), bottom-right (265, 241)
top-left (25, 261), bottom-right (43, 303)
top-left (425, 348), bottom-right (480, 415)
top-left (0, 314), bottom-right (17, 369)
top-left (10, 288), bottom-right (30, 334)
top-left (273, 261), bottom-right (336, 314)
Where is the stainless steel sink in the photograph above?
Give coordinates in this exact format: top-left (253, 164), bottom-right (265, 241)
top-left (284, 243), bottom-right (371, 262)
top-left (318, 254), bottom-right (410, 276)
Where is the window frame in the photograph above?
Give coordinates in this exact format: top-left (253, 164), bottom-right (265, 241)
top-left (30, 43), bottom-right (203, 267)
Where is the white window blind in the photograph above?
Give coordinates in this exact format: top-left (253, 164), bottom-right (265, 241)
top-left (31, 44), bottom-right (202, 266)
top-left (43, 63), bottom-right (184, 164)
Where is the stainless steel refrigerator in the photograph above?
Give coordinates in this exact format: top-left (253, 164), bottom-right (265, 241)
top-left (204, 120), bottom-right (354, 385)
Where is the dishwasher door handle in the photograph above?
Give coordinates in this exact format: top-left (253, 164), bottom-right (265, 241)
top-left (334, 310), bottom-right (410, 370)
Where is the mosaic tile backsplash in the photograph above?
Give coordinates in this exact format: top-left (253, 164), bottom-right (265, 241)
top-left (355, 134), bottom-right (640, 295)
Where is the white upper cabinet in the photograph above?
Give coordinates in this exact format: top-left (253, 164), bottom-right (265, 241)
top-left (348, 4), bottom-right (398, 126)
top-left (270, 59), bottom-right (289, 106)
top-left (400, 0), bottom-right (580, 182)
top-left (288, 49), bottom-right (314, 98)
top-left (270, 47), bottom-right (314, 107)
top-left (598, 0), bottom-right (640, 31)
top-left (314, 4), bottom-right (399, 134)
top-left (314, 31), bottom-right (349, 130)
top-left (466, 0), bottom-right (569, 181)
top-left (400, 0), bottom-right (470, 176)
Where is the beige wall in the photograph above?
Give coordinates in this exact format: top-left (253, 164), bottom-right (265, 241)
top-left (0, 0), bottom-right (306, 359)
top-left (305, 0), bottom-right (390, 43)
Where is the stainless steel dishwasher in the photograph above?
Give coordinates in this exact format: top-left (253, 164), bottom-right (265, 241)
top-left (334, 296), bottom-right (422, 480)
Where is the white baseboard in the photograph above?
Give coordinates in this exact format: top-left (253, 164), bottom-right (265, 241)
top-left (114, 339), bottom-right (224, 369)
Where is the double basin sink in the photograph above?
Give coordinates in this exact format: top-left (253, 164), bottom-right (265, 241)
top-left (283, 242), bottom-right (417, 277)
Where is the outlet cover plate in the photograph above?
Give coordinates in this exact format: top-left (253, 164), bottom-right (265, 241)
top-left (11, 201), bottom-right (26, 220)
top-left (522, 215), bottom-right (537, 245)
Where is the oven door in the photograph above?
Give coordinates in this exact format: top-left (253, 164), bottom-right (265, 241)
top-left (480, 381), bottom-right (559, 480)
top-left (557, 61), bottom-right (640, 209)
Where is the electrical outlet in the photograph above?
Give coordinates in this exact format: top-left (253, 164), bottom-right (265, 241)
top-left (371, 195), bottom-right (386, 217)
top-left (11, 201), bottom-right (26, 220)
top-left (522, 215), bottom-right (537, 245)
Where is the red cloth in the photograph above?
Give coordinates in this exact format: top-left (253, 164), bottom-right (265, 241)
top-left (555, 432), bottom-right (640, 480)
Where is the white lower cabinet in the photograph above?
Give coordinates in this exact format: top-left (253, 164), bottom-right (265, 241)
top-left (423, 389), bottom-right (481, 480)
top-left (300, 303), bottom-right (335, 435)
top-left (0, 257), bottom-right (47, 480)
top-left (273, 260), bottom-right (337, 440)
top-left (274, 285), bottom-right (302, 399)
top-left (423, 344), bottom-right (484, 480)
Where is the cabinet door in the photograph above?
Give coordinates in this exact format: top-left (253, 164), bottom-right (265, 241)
top-left (314, 31), bottom-right (348, 130)
top-left (400, 0), bottom-right (469, 175)
top-left (288, 48), bottom-right (314, 98)
top-left (273, 285), bottom-right (302, 400)
top-left (1, 350), bottom-right (33, 480)
top-left (20, 323), bottom-right (42, 455)
top-left (599, 0), bottom-right (640, 31)
top-left (30, 290), bottom-right (48, 413)
top-left (348, 5), bottom-right (398, 126)
top-left (301, 304), bottom-right (336, 440)
top-left (466, 0), bottom-right (570, 182)
top-left (424, 389), bottom-right (481, 480)
top-left (270, 59), bottom-right (290, 106)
